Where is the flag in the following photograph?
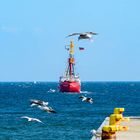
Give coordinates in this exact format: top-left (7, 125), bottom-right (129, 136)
top-left (79, 47), bottom-right (85, 50)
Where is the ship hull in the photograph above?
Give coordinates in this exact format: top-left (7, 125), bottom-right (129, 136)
top-left (59, 81), bottom-right (80, 93)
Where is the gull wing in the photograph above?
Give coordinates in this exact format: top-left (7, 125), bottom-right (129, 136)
top-left (85, 32), bottom-right (98, 35)
top-left (21, 116), bottom-right (30, 119)
top-left (30, 99), bottom-right (39, 104)
top-left (21, 116), bottom-right (32, 121)
top-left (33, 118), bottom-right (42, 123)
top-left (79, 95), bottom-right (84, 99)
top-left (49, 109), bottom-right (57, 113)
top-left (30, 99), bottom-right (44, 106)
top-left (67, 33), bottom-right (81, 37)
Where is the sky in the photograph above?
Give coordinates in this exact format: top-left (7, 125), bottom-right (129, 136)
top-left (0, 0), bottom-right (140, 82)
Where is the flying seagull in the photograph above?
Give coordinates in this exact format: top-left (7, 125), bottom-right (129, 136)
top-left (30, 99), bottom-right (56, 113)
top-left (48, 89), bottom-right (56, 93)
top-left (38, 105), bottom-right (57, 113)
top-left (79, 95), bottom-right (93, 104)
top-left (21, 116), bottom-right (43, 123)
top-left (67, 32), bottom-right (98, 41)
top-left (30, 99), bottom-right (49, 107)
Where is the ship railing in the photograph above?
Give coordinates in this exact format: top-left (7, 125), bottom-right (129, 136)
top-left (59, 75), bottom-right (80, 82)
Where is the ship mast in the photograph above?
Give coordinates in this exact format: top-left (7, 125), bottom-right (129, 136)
top-left (66, 41), bottom-right (75, 78)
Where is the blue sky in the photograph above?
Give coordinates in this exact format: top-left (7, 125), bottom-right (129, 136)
top-left (0, 0), bottom-right (140, 81)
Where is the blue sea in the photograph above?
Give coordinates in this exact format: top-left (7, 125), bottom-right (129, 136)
top-left (0, 82), bottom-right (140, 140)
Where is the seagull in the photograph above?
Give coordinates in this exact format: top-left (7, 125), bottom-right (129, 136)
top-left (21, 116), bottom-right (43, 123)
top-left (79, 95), bottom-right (93, 104)
top-left (67, 32), bottom-right (98, 41)
top-left (30, 99), bottom-right (49, 107)
top-left (48, 89), bottom-right (56, 93)
top-left (90, 129), bottom-right (102, 138)
top-left (38, 105), bottom-right (57, 113)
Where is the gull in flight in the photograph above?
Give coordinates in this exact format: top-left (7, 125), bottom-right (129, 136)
top-left (90, 129), bottom-right (102, 138)
top-left (79, 95), bottom-right (93, 104)
top-left (67, 32), bottom-right (98, 41)
top-left (30, 99), bottom-right (49, 107)
top-left (30, 99), bottom-right (56, 113)
top-left (38, 105), bottom-right (57, 113)
top-left (48, 89), bottom-right (56, 93)
top-left (21, 116), bottom-right (43, 123)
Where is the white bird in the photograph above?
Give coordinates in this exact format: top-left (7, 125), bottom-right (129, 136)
top-left (67, 32), bottom-right (98, 41)
top-left (48, 89), bottom-right (56, 93)
top-left (21, 116), bottom-right (43, 123)
top-left (30, 99), bottom-right (56, 113)
top-left (30, 99), bottom-right (49, 107)
top-left (79, 95), bottom-right (93, 104)
top-left (38, 105), bottom-right (57, 113)
top-left (90, 129), bottom-right (102, 138)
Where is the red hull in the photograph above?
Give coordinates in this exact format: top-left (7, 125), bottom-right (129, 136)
top-left (59, 81), bottom-right (80, 93)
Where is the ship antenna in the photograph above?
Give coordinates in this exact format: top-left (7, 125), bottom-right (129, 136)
top-left (69, 40), bottom-right (74, 56)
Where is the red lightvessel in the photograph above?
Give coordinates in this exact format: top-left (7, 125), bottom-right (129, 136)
top-left (59, 41), bottom-right (81, 93)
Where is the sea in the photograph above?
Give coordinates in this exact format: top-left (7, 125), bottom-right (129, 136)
top-left (0, 82), bottom-right (140, 140)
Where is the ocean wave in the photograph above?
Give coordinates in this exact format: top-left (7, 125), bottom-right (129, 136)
top-left (80, 90), bottom-right (92, 94)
